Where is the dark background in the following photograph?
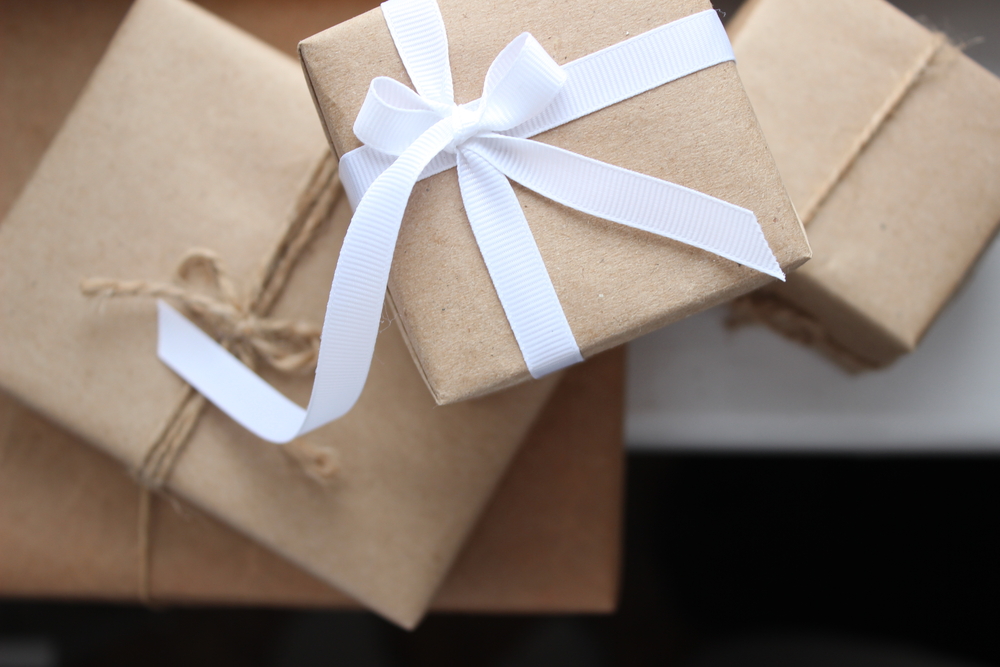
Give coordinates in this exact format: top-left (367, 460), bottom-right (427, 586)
top-left (3, 454), bottom-right (999, 666)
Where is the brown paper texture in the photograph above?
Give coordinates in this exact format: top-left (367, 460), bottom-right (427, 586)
top-left (730, 0), bottom-right (1000, 367)
top-left (0, 0), bottom-right (381, 221)
top-left (0, 0), bottom-right (562, 628)
top-left (299, 0), bottom-right (811, 405)
top-left (0, 0), bottom-right (130, 215)
top-left (0, 349), bottom-right (624, 613)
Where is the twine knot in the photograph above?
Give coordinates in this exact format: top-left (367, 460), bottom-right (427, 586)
top-left (75, 152), bottom-right (343, 604)
top-left (79, 150), bottom-right (341, 497)
top-left (81, 248), bottom-right (321, 374)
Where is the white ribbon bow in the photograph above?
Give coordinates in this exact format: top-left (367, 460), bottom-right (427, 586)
top-left (155, 0), bottom-right (784, 443)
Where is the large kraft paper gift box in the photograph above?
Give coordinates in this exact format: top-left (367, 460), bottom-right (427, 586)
top-left (299, 0), bottom-right (812, 405)
top-left (0, 352), bottom-right (624, 611)
top-left (0, 0), bottom-right (623, 615)
top-left (0, 0), bottom-right (587, 628)
top-left (728, 0), bottom-right (1000, 369)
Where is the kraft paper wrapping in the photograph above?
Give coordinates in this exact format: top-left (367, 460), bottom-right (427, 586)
top-left (0, 349), bottom-right (624, 612)
top-left (0, 0), bottom-right (564, 628)
top-left (730, 0), bottom-right (1000, 368)
top-left (1, 0), bottom-right (377, 217)
top-left (299, 0), bottom-right (811, 405)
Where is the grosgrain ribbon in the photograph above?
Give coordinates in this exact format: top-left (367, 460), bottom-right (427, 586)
top-left (156, 0), bottom-right (783, 444)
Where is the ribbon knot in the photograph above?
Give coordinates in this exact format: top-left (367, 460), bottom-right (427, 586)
top-left (445, 106), bottom-right (484, 152)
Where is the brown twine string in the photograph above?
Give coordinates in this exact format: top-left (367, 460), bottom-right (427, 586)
top-left (797, 33), bottom-right (947, 225)
top-left (82, 249), bottom-right (325, 377)
top-left (728, 293), bottom-right (879, 373)
top-left (731, 35), bottom-right (948, 373)
top-left (136, 487), bottom-right (154, 604)
top-left (80, 150), bottom-right (343, 601)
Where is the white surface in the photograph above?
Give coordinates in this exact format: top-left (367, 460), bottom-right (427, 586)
top-left (625, 0), bottom-right (1000, 451)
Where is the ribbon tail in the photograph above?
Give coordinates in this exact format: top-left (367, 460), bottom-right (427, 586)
top-left (157, 301), bottom-right (307, 442)
top-left (470, 135), bottom-right (785, 280)
top-left (456, 151), bottom-right (583, 378)
top-left (157, 119), bottom-right (456, 443)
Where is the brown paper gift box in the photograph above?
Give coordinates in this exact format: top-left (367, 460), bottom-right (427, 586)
top-left (0, 0), bottom-right (577, 628)
top-left (299, 0), bottom-right (811, 405)
top-left (729, 0), bottom-right (1000, 369)
top-left (0, 0), bottom-right (621, 615)
top-left (0, 350), bottom-right (624, 611)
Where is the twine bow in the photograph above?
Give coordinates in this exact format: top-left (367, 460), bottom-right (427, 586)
top-left (81, 151), bottom-right (342, 489)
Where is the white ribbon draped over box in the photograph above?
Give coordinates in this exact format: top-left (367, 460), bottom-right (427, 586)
top-left (156, 0), bottom-right (783, 443)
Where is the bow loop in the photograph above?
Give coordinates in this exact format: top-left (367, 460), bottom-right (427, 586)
top-left (357, 32), bottom-right (567, 158)
top-left (380, 0), bottom-right (454, 104)
top-left (354, 77), bottom-right (446, 156)
top-left (478, 33), bottom-right (567, 132)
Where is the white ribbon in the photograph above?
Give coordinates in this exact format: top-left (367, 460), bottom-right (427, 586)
top-left (156, 0), bottom-right (784, 443)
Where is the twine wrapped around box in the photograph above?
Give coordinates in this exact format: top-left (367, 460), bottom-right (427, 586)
top-left (81, 153), bottom-right (343, 600)
top-left (730, 31), bottom-right (947, 371)
top-left (82, 152), bottom-right (342, 487)
top-left (794, 33), bottom-right (946, 226)
top-left (728, 0), bottom-right (1000, 369)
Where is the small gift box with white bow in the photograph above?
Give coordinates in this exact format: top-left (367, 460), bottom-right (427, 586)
top-left (729, 0), bottom-right (1000, 369)
top-left (299, 0), bottom-right (812, 404)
